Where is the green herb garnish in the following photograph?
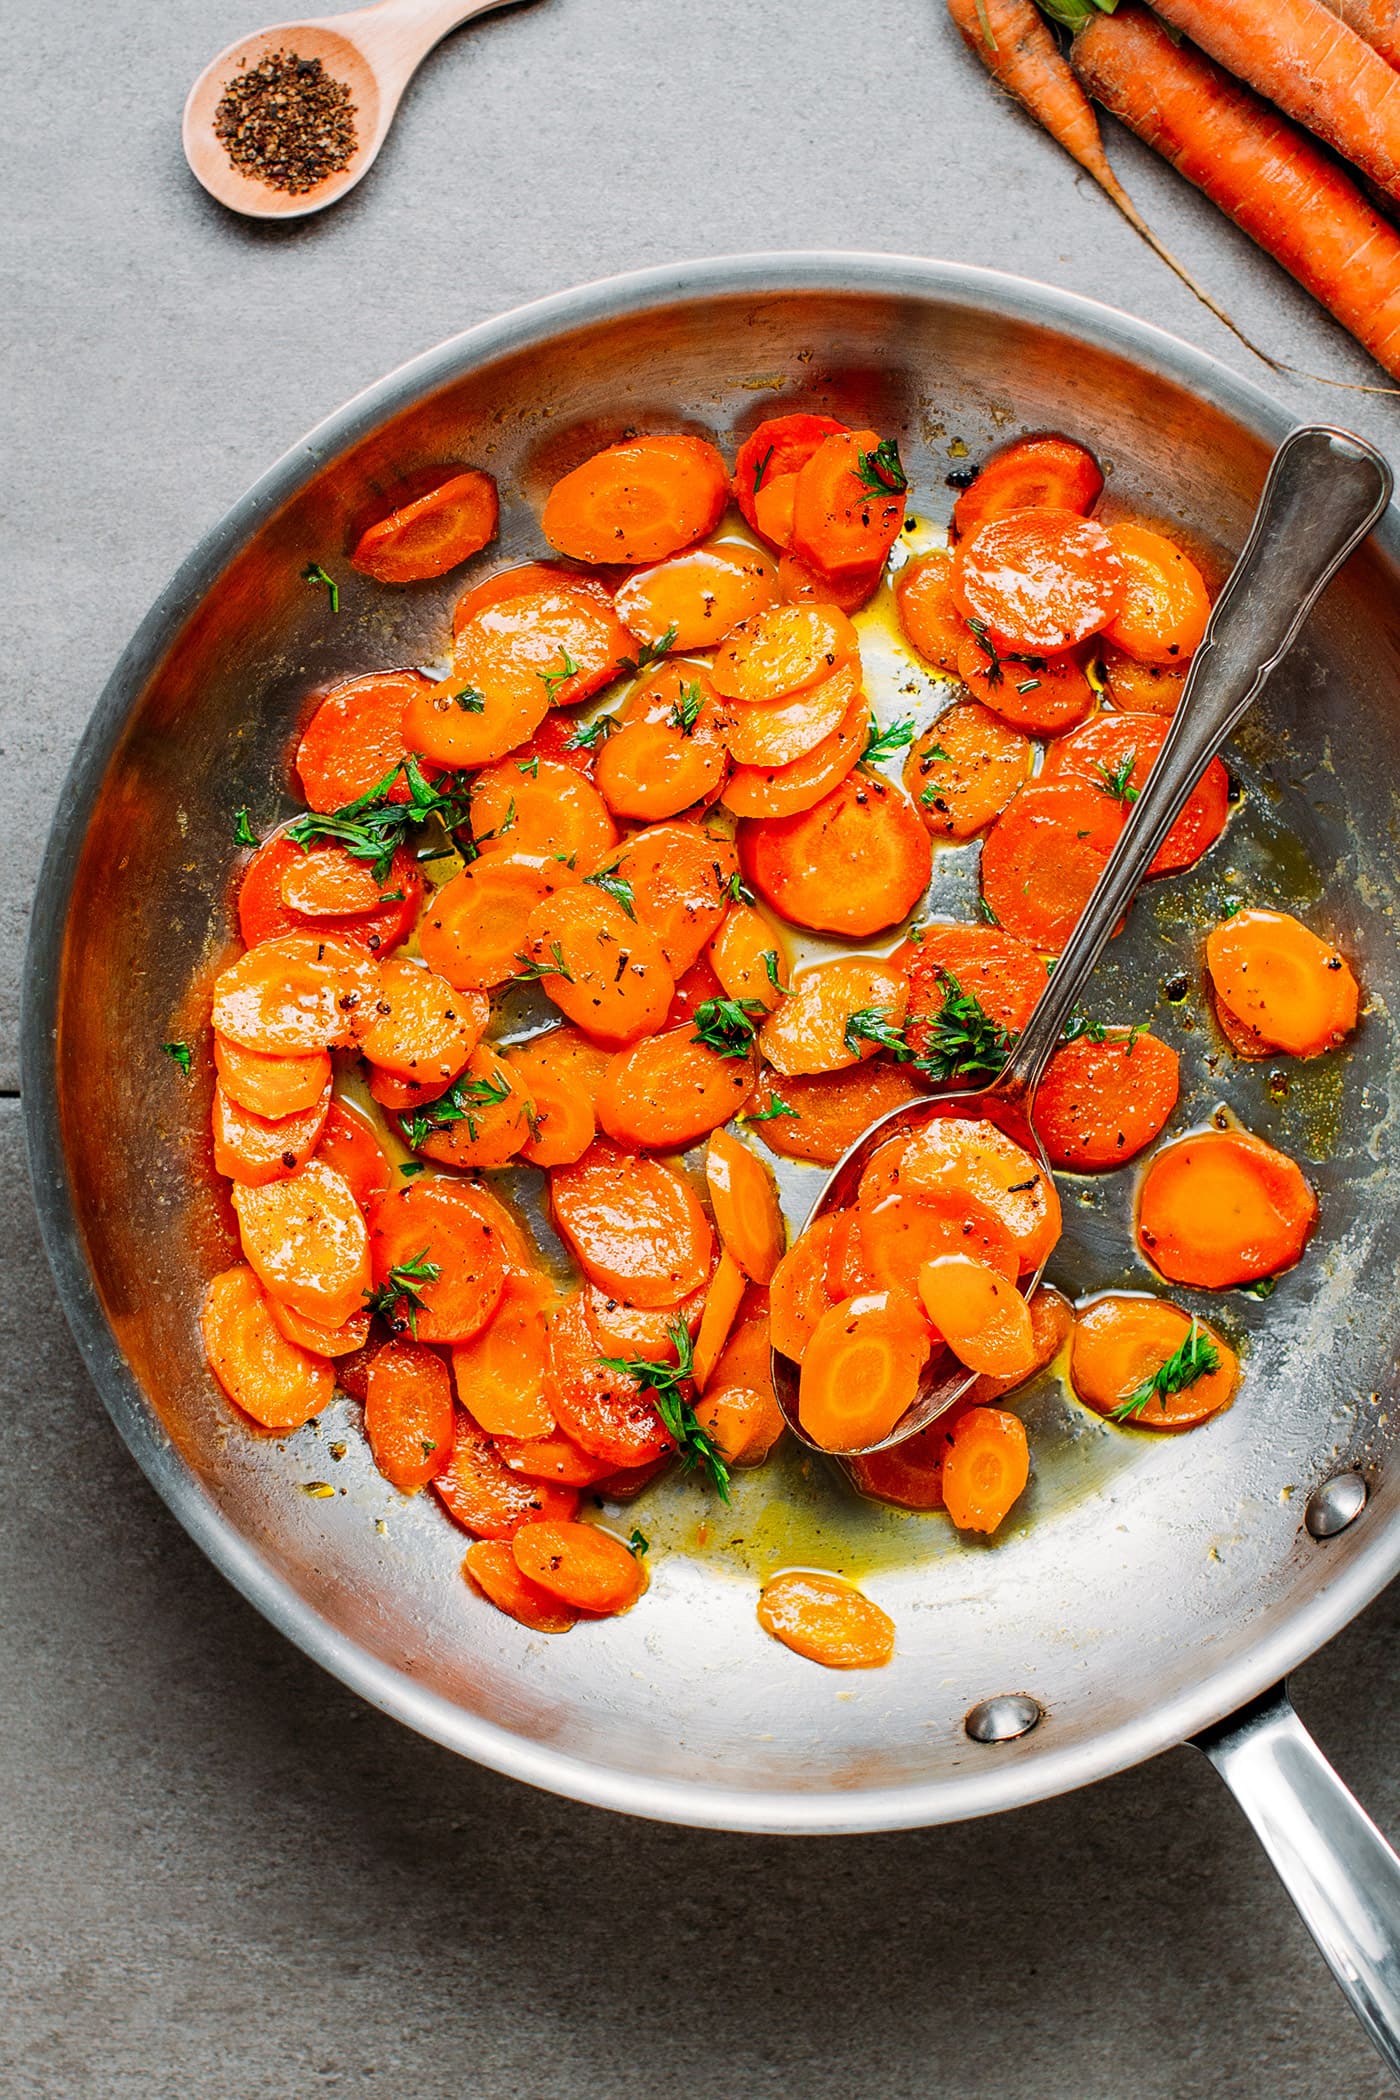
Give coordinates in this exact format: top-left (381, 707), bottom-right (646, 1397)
top-left (453, 686), bottom-right (487, 713)
top-left (862, 716), bottom-right (917, 766)
top-left (584, 869), bottom-right (637, 919)
top-left (691, 996), bottom-right (765, 1058)
top-left (910, 970), bottom-right (1013, 1085)
top-left (618, 625), bottom-right (679, 676)
top-left (628, 1527), bottom-right (650, 1557)
top-left (397, 1069), bottom-right (511, 1153)
top-left (978, 895), bottom-right (1001, 927)
top-left (854, 436), bottom-right (908, 497)
top-left (302, 561), bottom-right (339, 613)
top-left (286, 756), bottom-right (472, 883)
top-left (514, 942), bottom-right (574, 984)
top-left (668, 681), bottom-right (705, 736)
top-left (233, 807), bottom-right (258, 848)
top-left (843, 1006), bottom-right (909, 1057)
top-left (763, 950), bottom-right (784, 994)
top-left (517, 756), bottom-right (540, 778)
top-left (1238, 1276), bottom-right (1277, 1300)
top-left (162, 1040), bottom-right (192, 1076)
top-left (747, 1093), bottom-right (799, 1122)
top-left (726, 872), bottom-right (756, 906)
top-left (539, 649), bottom-right (580, 703)
top-left (598, 1320), bottom-right (730, 1499)
top-left (1113, 1317), bottom-right (1220, 1422)
top-left (564, 711), bottom-right (617, 752)
top-left (752, 443), bottom-right (776, 494)
top-left (1094, 752), bottom-right (1140, 805)
top-left (363, 1251), bottom-right (441, 1339)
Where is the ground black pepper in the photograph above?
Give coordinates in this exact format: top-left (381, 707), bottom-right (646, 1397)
top-left (214, 51), bottom-right (357, 195)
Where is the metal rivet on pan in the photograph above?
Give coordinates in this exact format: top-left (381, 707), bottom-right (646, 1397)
top-left (1305, 1470), bottom-right (1368, 1539)
top-left (965, 1693), bottom-right (1043, 1743)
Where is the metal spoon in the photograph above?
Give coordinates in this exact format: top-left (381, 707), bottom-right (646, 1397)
top-left (771, 423), bottom-right (1392, 1459)
top-left (183, 0), bottom-right (531, 222)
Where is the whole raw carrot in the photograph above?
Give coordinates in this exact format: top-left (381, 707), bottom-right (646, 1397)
top-left (1150, 0), bottom-right (1400, 205)
top-left (1320, 0), bottom-right (1400, 71)
top-left (1072, 4), bottom-right (1400, 383)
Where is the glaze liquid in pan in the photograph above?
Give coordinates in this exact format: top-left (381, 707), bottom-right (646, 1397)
top-left (24, 261), bottom-right (1400, 1831)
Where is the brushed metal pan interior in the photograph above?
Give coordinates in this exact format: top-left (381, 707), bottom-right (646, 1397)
top-left (22, 255), bottom-right (1400, 1834)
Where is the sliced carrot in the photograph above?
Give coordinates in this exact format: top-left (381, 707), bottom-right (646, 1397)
top-left (511, 1024), bottom-right (611, 1169)
top-left (407, 586), bottom-right (631, 765)
top-left (664, 952), bottom-right (724, 1025)
top-left (952, 435), bottom-right (1104, 542)
top-left (720, 687), bottom-right (867, 820)
top-left (520, 884), bottom-right (674, 1043)
top-left (798, 1289), bottom-right (931, 1450)
top-left (550, 1140), bottom-right (713, 1308)
top-left (723, 662), bottom-right (860, 769)
top-left (267, 1295), bottom-right (371, 1358)
top-left (769, 1214), bottom-right (844, 1359)
top-left (824, 1209), bottom-right (876, 1300)
top-left (979, 779), bottom-right (1122, 951)
top-left (544, 1292), bottom-right (677, 1468)
top-left (363, 1339), bottom-right (455, 1492)
top-left (543, 435), bottom-right (730, 564)
top-left (952, 508), bottom-right (1125, 652)
top-left (418, 853), bottom-right (577, 992)
top-left (513, 1520), bottom-right (647, 1615)
top-left (352, 957), bottom-right (487, 1086)
top-left (1034, 1029), bottom-right (1179, 1170)
top-left (610, 821), bottom-right (737, 975)
top-left (350, 469), bottom-right (498, 584)
top-left (368, 1176), bottom-right (508, 1341)
top-left (201, 1265), bottom-right (333, 1430)
top-left (966, 1282), bottom-right (1075, 1405)
top-left (747, 1061), bottom-right (925, 1166)
top-left (845, 1410), bottom-right (970, 1511)
top-left (776, 549), bottom-right (885, 614)
top-left (435, 1411), bottom-right (578, 1537)
top-left (1137, 1127), bottom-right (1317, 1288)
top-left (856, 1131), bottom-right (916, 1208)
top-left (954, 632), bottom-right (1095, 737)
top-left (757, 956), bottom-right (908, 1076)
top-left (709, 902), bottom-right (788, 1013)
top-left (691, 1250), bottom-right (749, 1390)
top-left (232, 1160), bottom-right (371, 1327)
top-left (212, 934), bottom-right (381, 1055)
top-left (894, 548), bottom-right (966, 672)
top-left (470, 757), bottom-right (617, 870)
top-left (436, 1172), bottom-right (538, 1278)
top-left (694, 1287), bottom-right (784, 1463)
top-left (449, 1267), bottom-right (557, 1441)
top-left (1100, 642), bottom-right (1187, 714)
top-left (917, 1254), bottom-right (1038, 1379)
top-left (1040, 710), bottom-right (1229, 875)
top-left (454, 561), bottom-right (616, 632)
top-left (740, 771), bottom-right (932, 938)
top-left (493, 1429), bottom-right (620, 1487)
top-left (295, 670), bottom-right (429, 812)
top-left (790, 429), bottom-right (907, 577)
top-left (595, 1028), bottom-right (752, 1149)
top-left (898, 921), bottom-right (1047, 1049)
top-left (861, 1187), bottom-right (1019, 1298)
top-left (585, 1280), bottom-right (707, 1360)
top-left (899, 1113), bottom-right (1061, 1272)
top-left (593, 663), bottom-right (729, 821)
top-left (757, 1570), bottom-right (893, 1668)
top-left (940, 1406), bottom-right (1030, 1534)
top-left (753, 472), bottom-right (798, 548)
top-left (1206, 907), bottom-right (1360, 1058)
top-left (212, 1079), bottom-right (330, 1186)
top-left (367, 1065), bottom-right (447, 1115)
top-left (711, 603), bottom-right (859, 705)
top-left (614, 539), bottom-right (778, 649)
top-left (1101, 522), bottom-right (1210, 664)
top-left (462, 1538), bottom-right (580, 1633)
top-left (413, 1045), bottom-right (532, 1171)
top-left (705, 1128), bottom-right (786, 1284)
top-left (903, 703), bottom-right (1032, 839)
top-left (214, 1033), bottom-right (331, 1120)
top-left (238, 832), bottom-right (421, 954)
top-left (278, 844), bottom-right (386, 919)
top-left (734, 412), bottom-right (850, 534)
top-left (1071, 1294), bottom-right (1238, 1430)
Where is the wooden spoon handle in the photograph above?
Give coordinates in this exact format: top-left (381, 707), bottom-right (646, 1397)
top-left (340, 0), bottom-right (524, 92)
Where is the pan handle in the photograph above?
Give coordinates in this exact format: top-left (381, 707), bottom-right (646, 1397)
top-left (1196, 1684), bottom-right (1400, 2083)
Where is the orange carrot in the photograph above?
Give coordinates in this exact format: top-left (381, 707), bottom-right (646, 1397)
top-left (435, 1411), bottom-right (579, 1537)
top-left (1137, 1128), bottom-right (1318, 1288)
top-left (898, 921), bottom-right (1047, 1048)
top-left (917, 1254), bottom-right (1038, 1380)
top-left (719, 688), bottom-right (868, 821)
top-left (746, 1061), bottom-right (926, 1167)
top-left (470, 757), bottom-right (617, 871)
top-left (1072, 3), bottom-right (1400, 383)
top-left (614, 540), bottom-right (777, 650)
top-left (212, 1080), bottom-right (330, 1186)
top-left (952, 509), bottom-right (1124, 653)
top-left (711, 603), bottom-right (859, 705)
top-left (594, 1027), bottom-right (753, 1149)
top-left (1205, 908), bottom-right (1360, 1058)
top-left (201, 1265), bottom-right (333, 1430)
top-left (740, 772), bottom-right (932, 939)
top-left (550, 1141), bottom-right (713, 1308)
top-left (542, 436), bottom-right (730, 565)
top-left (1039, 712), bottom-right (1229, 876)
top-left (364, 1338), bottom-right (455, 1492)
top-left (214, 1035), bottom-right (331, 1120)
top-left (594, 663), bottom-right (730, 821)
top-left (798, 1289), bottom-right (932, 1450)
top-left (979, 779), bottom-right (1121, 951)
top-left (1071, 1294), bottom-right (1238, 1431)
top-left (462, 1539), bottom-right (580, 1633)
top-left (294, 670), bottom-right (428, 812)
top-left (952, 435), bottom-right (1104, 543)
top-left (1034, 1029), bottom-right (1179, 1170)
top-left (418, 854), bottom-right (577, 993)
top-left (451, 1268), bottom-right (557, 1441)
top-left (940, 1406), bottom-right (1029, 1534)
top-left (232, 1161), bottom-right (371, 1328)
top-left (705, 1130), bottom-right (786, 1283)
top-left (903, 704), bottom-right (1032, 840)
top-left (1321, 0), bottom-right (1400, 70)
top-left (734, 413), bottom-right (850, 534)
top-left (757, 1571), bottom-right (895, 1669)
top-left (690, 1250), bottom-right (750, 1392)
top-left (513, 1520), bottom-right (647, 1615)
top-left (350, 469), bottom-right (498, 584)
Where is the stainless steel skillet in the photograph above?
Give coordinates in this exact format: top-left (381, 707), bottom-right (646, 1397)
top-left (20, 256), bottom-right (1400, 2074)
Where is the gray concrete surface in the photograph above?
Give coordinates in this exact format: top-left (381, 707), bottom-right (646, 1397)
top-left (6, 0), bottom-right (1400, 2093)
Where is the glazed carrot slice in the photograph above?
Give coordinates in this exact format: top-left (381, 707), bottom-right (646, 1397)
top-left (1040, 711), bottom-right (1229, 875)
top-left (595, 1028), bottom-right (753, 1150)
top-left (470, 757), bottom-right (618, 870)
top-left (769, 1214), bottom-right (845, 1359)
top-left (267, 1295), bottom-right (372, 1358)
top-left (1101, 522), bottom-right (1210, 665)
top-left (238, 833), bottom-right (421, 954)
top-left (861, 1188), bottom-right (1019, 1297)
top-left (593, 663), bottom-right (729, 822)
top-left (979, 779), bottom-right (1122, 951)
top-left (212, 1079), bottom-right (331, 1186)
top-left (747, 1061), bottom-right (925, 1166)
top-left (435, 1411), bottom-right (579, 1537)
top-left (311, 1099), bottom-right (391, 1208)
top-left (201, 1265), bottom-right (333, 1430)
top-left (917, 1254), bottom-right (1038, 1379)
top-left (856, 1132), bottom-right (915, 1208)
top-left (214, 1033), bottom-right (331, 1120)
top-left (798, 1289), bottom-right (931, 1449)
top-left (740, 772), bottom-right (931, 938)
top-left (232, 1159), bottom-right (371, 1327)
top-left (610, 821), bottom-right (737, 975)
top-left (757, 1570), bottom-right (894, 1668)
top-left (1071, 1294), bottom-right (1238, 1430)
top-left (418, 854), bottom-right (577, 992)
top-left (551, 1140), bottom-right (713, 1308)
top-left (367, 1065), bottom-right (448, 1116)
top-left (777, 549), bottom-right (885, 614)
top-left (940, 1406), bottom-right (1030, 1534)
top-left (364, 1338), bottom-right (455, 1492)
top-left (954, 633), bottom-right (1095, 737)
top-left (1206, 907), bottom-right (1360, 1058)
top-left (511, 1024), bottom-right (611, 1169)
top-left (1137, 1128), bottom-right (1317, 1288)
top-left (894, 548), bottom-right (966, 672)
top-left (898, 921), bottom-right (1047, 1050)
top-left (694, 1287), bottom-right (785, 1463)
top-left (543, 434), bottom-right (730, 564)
top-left (513, 1520), bottom-right (647, 1615)
top-left (520, 884), bottom-right (675, 1043)
top-left (462, 1538), bottom-right (580, 1632)
top-left (952, 508), bottom-right (1125, 652)
top-left (734, 412), bottom-right (849, 534)
top-left (965, 1283), bottom-right (1075, 1406)
top-left (295, 670), bottom-right (429, 812)
top-left (1100, 643), bottom-right (1187, 715)
top-left (352, 958), bottom-right (488, 1087)
top-left (757, 956), bottom-right (909, 1076)
top-left (350, 469), bottom-right (498, 584)
top-left (545, 1293), bottom-right (677, 1467)
top-left (665, 954), bottom-right (723, 1026)
top-left (711, 603), bottom-right (858, 704)
top-left (614, 538), bottom-right (778, 649)
top-left (723, 662), bottom-right (860, 769)
top-left (493, 1428), bottom-right (620, 1487)
top-left (407, 588), bottom-right (631, 766)
top-left (824, 1209), bottom-right (875, 1300)
top-left (1034, 1029), bottom-right (1179, 1169)
top-left (845, 1411), bottom-right (968, 1511)
top-left (585, 1279), bottom-right (707, 1360)
top-left (899, 1114), bottom-right (1061, 1272)
top-left (278, 844), bottom-right (386, 919)
top-left (212, 934), bottom-right (381, 1055)
top-left (368, 1177), bottom-right (508, 1341)
top-left (413, 1046), bottom-right (533, 1171)
top-left (719, 687), bottom-right (867, 820)
top-left (690, 1249), bottom-right (749, 1390)
top-left (790, 429), bottom-right (907, 577)
top-left (454, 561), bottom-right (616, 632)
top-left (705, 1129), bottom-right (786, 1285)
top-left (753, 473), bottom-right (798, 548)
top-left (952, 435), bottom-right (1104, 542)
top-left (708, 902), bottom-right (788, 1013)
top-left (451, 1268), bottom-right (556, 1441)
top-left (903, 703), bottom-right (1032, 839)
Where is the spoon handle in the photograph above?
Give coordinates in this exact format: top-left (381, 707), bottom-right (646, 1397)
top-left (345, 0), bottom-right (524, 82)
top-left (1002, 423), bottom-right (1392, 1095)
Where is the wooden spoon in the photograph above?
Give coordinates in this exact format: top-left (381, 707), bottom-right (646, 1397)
top-left (183, 0), bottom-right (532, 221)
